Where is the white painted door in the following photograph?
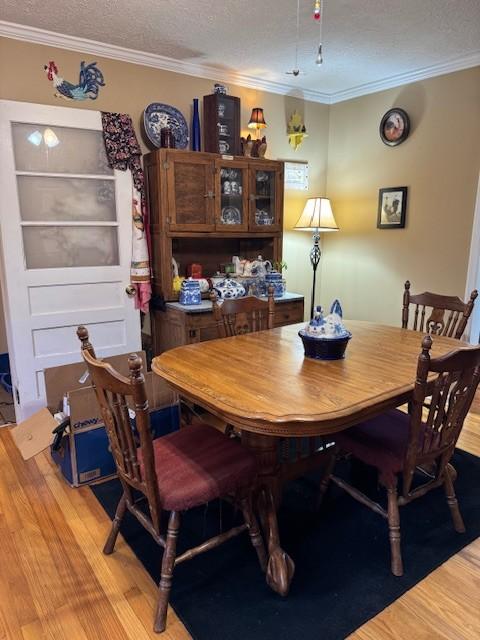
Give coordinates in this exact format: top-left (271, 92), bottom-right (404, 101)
top-left (0, 100), bottom-right (141, 421)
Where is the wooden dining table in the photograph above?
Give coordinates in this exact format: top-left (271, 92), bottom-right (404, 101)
top-left (152, 319), bottom-right (464, 597)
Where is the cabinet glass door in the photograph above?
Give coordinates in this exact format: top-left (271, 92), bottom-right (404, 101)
top-left (215, 160), bottom-right (248, 231)
top-left (249, 163), bottom-right (282, 231)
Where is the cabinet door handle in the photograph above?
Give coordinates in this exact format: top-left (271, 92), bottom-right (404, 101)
top-left (203, 191), bottom-right (215, 199)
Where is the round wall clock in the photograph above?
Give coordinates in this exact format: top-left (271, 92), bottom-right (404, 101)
top-left (379, 108), bottom-right (410, 147)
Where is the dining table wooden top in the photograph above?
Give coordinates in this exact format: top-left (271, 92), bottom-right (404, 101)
top-left (152, 320), bottom-right (470, 437)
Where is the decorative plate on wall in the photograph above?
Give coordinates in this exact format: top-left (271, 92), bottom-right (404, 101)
top-left (379, 108), bottom-right (410, 147)
top-left (143, 103), bottom-right (189, 149)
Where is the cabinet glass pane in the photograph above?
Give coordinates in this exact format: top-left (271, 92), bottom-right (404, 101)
top-left (254, 170), bottom-right (275, 225)
top-left (220, 167), bottom-right (243, 225)
top-left (17, 175), bottom-right (116, 222)
top-left (12, 123), bottom-right (113, 175)
top-left (23, 226), bottom-right (119, 269)
top-left (216, 99), bottom-right (235, 121)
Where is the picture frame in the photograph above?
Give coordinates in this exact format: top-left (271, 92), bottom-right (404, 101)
top-left (379, 108), bottom-right (410, 146)
top-left (377, 187), bottom-right (408, 229)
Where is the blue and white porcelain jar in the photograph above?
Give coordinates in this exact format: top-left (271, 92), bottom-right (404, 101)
top-left (264, 271), bottom-right (285, 298)
top-left (179, 278), bottom-right (202, 305)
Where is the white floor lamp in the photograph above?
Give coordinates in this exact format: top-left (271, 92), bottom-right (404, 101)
top-left (294, 197), bottom-right (339, 319)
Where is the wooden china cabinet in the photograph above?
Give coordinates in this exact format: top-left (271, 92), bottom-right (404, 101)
top-left (144, 148), bottom-right (304, 354)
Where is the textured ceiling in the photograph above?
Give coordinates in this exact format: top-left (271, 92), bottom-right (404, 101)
top-left (1, 0), bottom-right (479, 99)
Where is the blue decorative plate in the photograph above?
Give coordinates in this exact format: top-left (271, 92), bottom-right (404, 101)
top-left (143, 103), bottom-right (189, 149)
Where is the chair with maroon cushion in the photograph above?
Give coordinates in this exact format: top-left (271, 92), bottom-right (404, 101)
top-left (319, 335), bottom-right (480, 577)
top-left (76, 326), bottom-right (266, 634)
top-left (402, 280), bottom-right (477, 340)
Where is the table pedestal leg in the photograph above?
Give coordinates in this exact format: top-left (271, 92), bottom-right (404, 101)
top-left (242, 431), bottom-right (295, 596)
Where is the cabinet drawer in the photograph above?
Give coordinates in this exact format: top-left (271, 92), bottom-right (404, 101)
top-left (274, 301), bottom-right (304, 327)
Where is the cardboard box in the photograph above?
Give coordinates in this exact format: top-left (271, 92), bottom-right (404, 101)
top-left (12, 353), bottom-right (179, 486)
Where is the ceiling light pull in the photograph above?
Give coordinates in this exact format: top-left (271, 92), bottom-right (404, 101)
top-left (286, 0), bottom-right (303, 77)
top-left (315, 0), bottom-right (324, 66)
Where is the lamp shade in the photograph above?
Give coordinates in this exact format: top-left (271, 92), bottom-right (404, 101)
top-left (248, 108), bottom-right (267, 129)
top-left (294, 197), bottom-right (338, 232)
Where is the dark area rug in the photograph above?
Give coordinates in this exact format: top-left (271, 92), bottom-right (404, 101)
top-left (91, 449), bottom-right (480, 640)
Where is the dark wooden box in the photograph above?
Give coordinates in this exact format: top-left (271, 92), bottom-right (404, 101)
top-left (203, 94), bottom-right (241, 156)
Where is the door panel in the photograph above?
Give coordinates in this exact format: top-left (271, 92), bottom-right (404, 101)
top-left (11, 122), bottom-right (113, 174)
top-left (17, 175), bottom-right (117, 222)
top-left (22, 225), bottom-right (119, 269)
top-left (166, 152), bottom-right (215, 231)
top-left (0, 100), bottom-right (141, 421)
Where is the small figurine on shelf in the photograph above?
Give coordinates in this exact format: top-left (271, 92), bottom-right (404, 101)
top-left (172, 257), bottom-right (184, 293)
top-left (241, 134), bottom-right (267, 158)
top-left (255, 136), bottom-right (267, 158)
top-left (241, 134), bottom-right (254, 157)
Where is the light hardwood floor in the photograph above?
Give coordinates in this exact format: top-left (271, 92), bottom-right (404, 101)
top-left (0, 415), bottom-right (479, 640)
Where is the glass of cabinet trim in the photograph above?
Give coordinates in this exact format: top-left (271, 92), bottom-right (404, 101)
top-left (219, 167), bottom-right (244, 226)
top-left (254, 170), bottom-right (275, 226)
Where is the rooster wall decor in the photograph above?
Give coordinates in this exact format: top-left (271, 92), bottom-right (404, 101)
top-left (44, 60), bottom-right (105, 101)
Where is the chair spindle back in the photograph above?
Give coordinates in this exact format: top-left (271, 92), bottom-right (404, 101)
top-left (403, 335), bottom-right (480, 496)
top-left (402, 280), bottom-right (477, 340)
top-left (77, 326), bottom-right (162, 534)
top-left (210, 286), bottom-right (275, 338)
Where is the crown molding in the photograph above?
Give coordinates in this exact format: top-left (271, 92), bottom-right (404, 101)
top-left (1, 20), bottom-right (479, 105)
top-left (0, 20), bottom-right (332, 104)
top-left (328, 52), bottom-right (480, 103)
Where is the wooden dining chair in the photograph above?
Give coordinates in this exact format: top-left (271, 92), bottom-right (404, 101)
top-left (210, 285), bottom-right (275, 337)
top-left (319, 334), bottom-right (480, 576)
top-left (402, 280), bottom-right (477, 340)
top-left (76, 326), bottom-right (266, 633)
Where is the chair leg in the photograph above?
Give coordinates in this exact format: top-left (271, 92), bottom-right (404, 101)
top-left (316, 449), bottom-right (337, 508)
top-left (386, 485), bottom-right (403, 577)
top-left (103, 491), bottom-right (127, 555)
top-left (240, 496), bottom-right (268, 572)
top-left (154, 511), bottom-right (180, 634)
top-left (444, 463), bottom-right (466, 534)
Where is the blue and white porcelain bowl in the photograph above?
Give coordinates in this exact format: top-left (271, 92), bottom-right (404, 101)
top-left (179, 278), bottom-right (201, 305)
top-left (298, 330), bottom-right (352, 360)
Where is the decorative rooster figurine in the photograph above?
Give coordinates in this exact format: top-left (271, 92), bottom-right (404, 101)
top-left (44, 61), bottom-right (105, 101)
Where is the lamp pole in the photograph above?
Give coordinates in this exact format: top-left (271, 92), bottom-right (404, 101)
top-left (310, 229), bottom-right (321, 319)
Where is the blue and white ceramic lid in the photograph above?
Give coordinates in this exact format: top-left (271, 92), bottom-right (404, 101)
top-left (181, 277), bottom-right (201, 289)
top-left (302, 300), bottom-right (351, 340)
top-left (265, 271), bottom-right (283, 281)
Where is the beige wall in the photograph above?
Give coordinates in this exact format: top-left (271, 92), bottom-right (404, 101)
top-left (0, 36), bottom-right (479, 354)
top-left (0, 37), bottom-right (330, 353)
top-left (320, 67), bottom-right (480, 326)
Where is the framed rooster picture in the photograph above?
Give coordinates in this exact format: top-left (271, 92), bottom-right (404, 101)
top-left (44, 61), bottom-right (105, 101)
top-left (377, 186), bottom-right (408, 229)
